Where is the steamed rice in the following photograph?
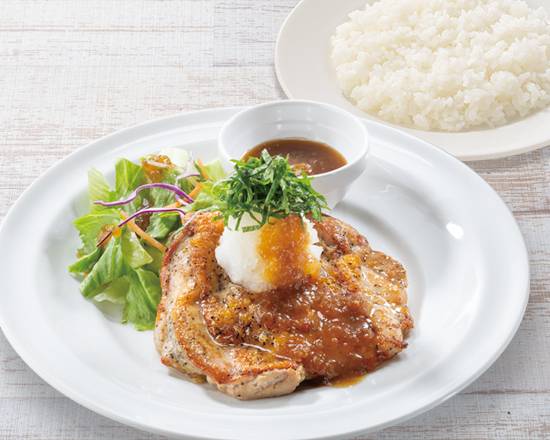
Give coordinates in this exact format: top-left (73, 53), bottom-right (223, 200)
top-left (330, 0), bottom-right (550, 132)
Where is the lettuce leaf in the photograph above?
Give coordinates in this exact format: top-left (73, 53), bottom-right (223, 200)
top-left (77, 230), bottom-right (159, 329)
top-left (184, 160), bottom-right (226, 213)
top-left (145, 187), bottom-right (180, 239)
top-left (88, 168), bottom-right (111, 200)
top-left (143, 244), bottom-right (164, 274)
top-left (203, 159), bottom-right (226, 182)
top-left (120, 228), bottom-right (153, 268)
top-left (73, 211), bottom-right (120, 255)
top-left (88, 168), bottom-right (112, 206)
top-left (114, 158), bottom-right (145, 213)
top-left (123, 268), bottom-right (161, 330)
top-left (115, 158), bottom-right (145, 196)
top-left (68, 247), bottom-right (102, 274)
top-left (80, 238), bottom-right (127, 298)
top-left (94, 277), bottom-right (129, 305)
top-left (186, 181), bottom-right (225, 213)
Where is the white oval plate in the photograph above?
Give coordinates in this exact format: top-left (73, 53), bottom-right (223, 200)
top-left (0, 108), bottom-right (528, 439)
top-left (275, 0), bottom-right (550, 161)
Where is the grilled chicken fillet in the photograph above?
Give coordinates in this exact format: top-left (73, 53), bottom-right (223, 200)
top-left (155, 212), bottom-right (412, 399)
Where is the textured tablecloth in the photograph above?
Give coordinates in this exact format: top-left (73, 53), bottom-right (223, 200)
top-left (0, 1), bottom-right (549, 439)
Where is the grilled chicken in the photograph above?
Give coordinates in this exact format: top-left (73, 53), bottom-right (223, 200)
top-left (155, 212), bottom-right (412, 399)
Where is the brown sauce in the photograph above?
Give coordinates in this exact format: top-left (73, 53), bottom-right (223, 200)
top-left (141, 154), bottom-right (174, 182)
top-left (257, 216), bottom-right (320, 288)
top-left (298, 373), bottom-right (366, 391)
top-left (202, 249), bottom-right (380, 379)
top-left (242, 138), bottom-right (347, 175)
top-left (329, 373), bottom-right (366, 388)
top-left (253, 283), bottom-right (378, 378)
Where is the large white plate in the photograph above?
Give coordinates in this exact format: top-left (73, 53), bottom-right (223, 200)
top-left (0, 108), bottom-right (529, 439)
top-left (275, 0), bottom-right (550, 161)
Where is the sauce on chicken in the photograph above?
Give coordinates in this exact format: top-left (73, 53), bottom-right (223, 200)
top-left (201, 215), bottom-right (411, 380)
top-left (258, 216), bottom-right (320, 288)
top-left (245, 278), bottom-right (380, 378)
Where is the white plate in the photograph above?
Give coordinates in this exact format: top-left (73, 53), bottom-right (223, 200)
top-left (0, 108), bottom-right (529, 439)
top-left (275, 0), bottom-right (550, 161)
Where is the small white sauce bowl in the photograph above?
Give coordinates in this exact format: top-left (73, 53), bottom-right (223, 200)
top-left (218, 100), bottom-right (369, 207)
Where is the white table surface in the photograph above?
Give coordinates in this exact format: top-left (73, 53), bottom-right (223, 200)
top-left (0, 1), bottom-right (549, 439)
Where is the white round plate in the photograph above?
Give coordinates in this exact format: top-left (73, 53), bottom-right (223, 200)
top-left (275, 0), bottom-right (550, 161)
top-left (0, 108), bottom-right (528, 439)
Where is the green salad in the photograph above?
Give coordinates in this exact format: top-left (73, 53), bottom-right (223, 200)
top-left (69, 149), bottom-right (226, 330)
top-left (69, 149), bottom-right (326, 331)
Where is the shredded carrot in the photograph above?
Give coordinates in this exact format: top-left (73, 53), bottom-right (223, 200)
top-left (189, 182), bottom-right (203, 199)
top-left (120, 211), bottom-right (166, 253)
top-left (196, 159), bottom-right (210, 180)
top-left (164, 201), bottom-right (182, 209)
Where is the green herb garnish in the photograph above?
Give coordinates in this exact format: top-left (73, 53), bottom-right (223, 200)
top-left (196, 150), bottom-right (328, 232)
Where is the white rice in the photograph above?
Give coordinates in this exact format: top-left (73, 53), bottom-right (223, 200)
top-left (330, 0), bottom-right (550, 132)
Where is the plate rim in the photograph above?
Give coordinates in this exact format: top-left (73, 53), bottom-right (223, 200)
top-left (274, 0), bottom-right (550, 161)
top-left (0, 106), bottom-right (530, 439)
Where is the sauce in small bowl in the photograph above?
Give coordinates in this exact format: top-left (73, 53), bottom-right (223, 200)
top-left (242, 138), bottom-right (347, 175)
top-left (218, 100), bottom-right (369, 207)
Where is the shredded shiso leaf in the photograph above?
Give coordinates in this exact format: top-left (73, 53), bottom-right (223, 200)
top-left (189, 150), bottom-right (328, 232)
